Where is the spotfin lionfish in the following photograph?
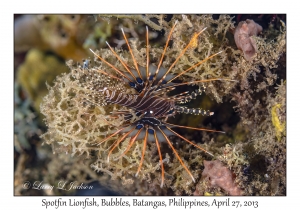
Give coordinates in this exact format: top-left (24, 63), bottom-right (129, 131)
top-left (78, 20), bottom-right (236, 187)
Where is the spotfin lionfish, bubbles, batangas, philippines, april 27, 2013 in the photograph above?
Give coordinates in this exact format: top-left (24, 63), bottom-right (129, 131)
top-left (75, 20), bottom-right (237, 188)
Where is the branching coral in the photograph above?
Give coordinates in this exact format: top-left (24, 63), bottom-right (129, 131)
top-left (17, 49), bottom-right (69, 113)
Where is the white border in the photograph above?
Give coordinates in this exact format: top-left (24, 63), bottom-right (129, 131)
top-left (4, 0), bottom-right (297, 209)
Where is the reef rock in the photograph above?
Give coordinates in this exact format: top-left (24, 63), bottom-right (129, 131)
top-left (234, 19), bottom-right (263, 61)
top-left (202, 160), bottom-right (242, 196)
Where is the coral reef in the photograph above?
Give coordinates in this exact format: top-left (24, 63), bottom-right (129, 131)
top-left (16, 49), bottom-right (69, 113)
top-left (14, 83), bottom-right (42, 151)
top-left (234, 19), bottom-right (263, 61)
top-left (14, 15), bottom-right (94, 61)
top-left (14, 14), bottom-right (286, 196)
top-left (201, 160), bottom-right (242, 195)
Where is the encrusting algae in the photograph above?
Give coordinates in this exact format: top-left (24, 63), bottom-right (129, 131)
top-left (39, 14), bottom-right (286, 195)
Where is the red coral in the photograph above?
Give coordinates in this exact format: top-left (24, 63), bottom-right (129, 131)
top-left (234, 19), bottom-right (263, 61)
top-left (202, 160), bottom-right (242, 196)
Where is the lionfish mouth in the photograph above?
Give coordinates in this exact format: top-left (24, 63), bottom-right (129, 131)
top-left (79, 20), bottom-right (236, 188)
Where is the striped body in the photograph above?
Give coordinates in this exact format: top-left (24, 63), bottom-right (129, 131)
top-left (103, 88), bottom-right (175, 117)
